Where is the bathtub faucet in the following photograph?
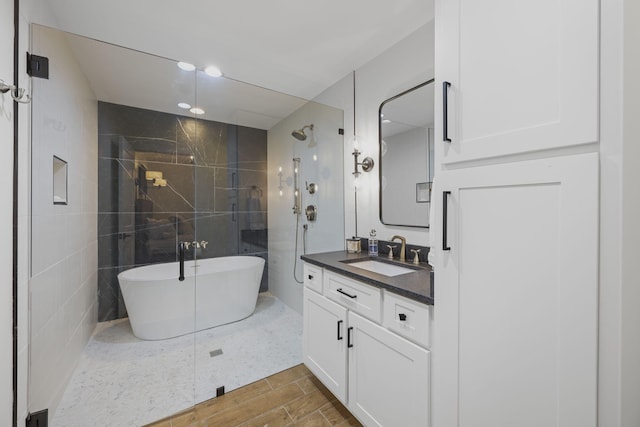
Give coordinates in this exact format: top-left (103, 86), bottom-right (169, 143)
top-left (191, 240), bottom-right (208, 249)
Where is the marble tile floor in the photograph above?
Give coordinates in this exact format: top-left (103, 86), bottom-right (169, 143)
top-left (51, 292), bottom-right (302, 427)
top-left (145, 364), bottom-right (362, 427)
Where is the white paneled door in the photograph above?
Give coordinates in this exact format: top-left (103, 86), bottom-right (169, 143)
top-left (303, 287), bottom-right (348, 403)
top-left (436, 0), bottom-right (599, 164)
top-left (347, 311), bottom-right (430, 427)
top-left (435, 153), bottom-right (598, 427)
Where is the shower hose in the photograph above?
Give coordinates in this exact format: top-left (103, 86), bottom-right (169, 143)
top-left (293, 213), bottom-right (307, 284)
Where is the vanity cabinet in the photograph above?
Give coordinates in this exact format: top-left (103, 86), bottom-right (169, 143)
top-left (303, 267), bottom-right (431, 427)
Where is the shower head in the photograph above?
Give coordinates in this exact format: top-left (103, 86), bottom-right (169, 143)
top-left (292, 130), bottom-right (307, 141)
top-left (292, 124), bottom-right (314, 141)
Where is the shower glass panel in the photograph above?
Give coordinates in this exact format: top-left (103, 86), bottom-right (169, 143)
top-left (29, 24), bottom-right (198, 426)
top-left (192, 70), bottom-right (346, 404)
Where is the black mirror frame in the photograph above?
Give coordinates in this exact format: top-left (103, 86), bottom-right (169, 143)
top-left (378, 78), bottom-right (434, 228)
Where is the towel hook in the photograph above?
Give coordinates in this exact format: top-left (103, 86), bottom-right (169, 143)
top-left (0, 79), bottom-right (31, 104)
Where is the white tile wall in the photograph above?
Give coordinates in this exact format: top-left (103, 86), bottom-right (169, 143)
top-left (28, 24), bottom-right (98, 417)
top-left (267, 101), bottom-right (345, 313)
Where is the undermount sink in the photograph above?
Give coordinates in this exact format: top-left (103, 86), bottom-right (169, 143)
top-left (346, 260), bottom-right (416, 277)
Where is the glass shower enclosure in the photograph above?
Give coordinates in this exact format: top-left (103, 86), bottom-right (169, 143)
top-left (28, 23), bottom-right (327, 426)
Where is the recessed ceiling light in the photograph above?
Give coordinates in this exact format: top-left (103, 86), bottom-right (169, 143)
top-left (177, 62), bottom-right (196, 71)
top-left (190, 107), bottom-right (205, 115)
top-left (204, 66), bottom-right (223, 78)
top-left (178, 102), bottom-right (191, 109)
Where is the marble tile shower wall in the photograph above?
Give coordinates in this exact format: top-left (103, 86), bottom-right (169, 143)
top-left (98, 102), bottom-right (268, 321)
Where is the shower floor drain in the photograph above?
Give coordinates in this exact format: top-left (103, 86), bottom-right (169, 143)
top-left (209, 349), bottom-right (223, 358)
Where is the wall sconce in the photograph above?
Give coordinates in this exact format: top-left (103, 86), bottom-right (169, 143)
top-left (352, 149), bottom-right (374, 177)
top-left (278, 166), bottom-right (284, 196)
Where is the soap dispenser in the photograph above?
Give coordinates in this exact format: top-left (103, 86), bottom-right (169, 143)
top-left (368, 229), bottom-right (378, 256)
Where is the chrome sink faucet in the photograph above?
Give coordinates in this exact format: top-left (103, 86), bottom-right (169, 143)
top-left (390, 235), bottom-right (406, 261)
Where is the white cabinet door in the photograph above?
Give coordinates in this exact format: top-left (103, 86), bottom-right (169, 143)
top-left (434, 153), bottom-right (598, 427)
top-left (348, 312), bottom-right (430, 427)
top-left (303, 287), bottom-right (348, 403)
top-left (435, 0), bottom-right (598, 164)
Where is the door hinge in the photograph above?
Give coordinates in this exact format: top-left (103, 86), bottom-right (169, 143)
top-left (26, 53), bottom-right (49, 79)
top-left (26, 409), bottom-right (48, 427)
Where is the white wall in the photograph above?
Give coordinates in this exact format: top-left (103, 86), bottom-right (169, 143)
top-left (0, 0), bottom-right (15, 423)
top-left (267, 101), bottom-right (344, 313)
top-left (28, 24), bottom-right (98, 417)
top-left (266, 21), bottom-right (434, 314)
top-left (348, 21), bottom-right (434, 244)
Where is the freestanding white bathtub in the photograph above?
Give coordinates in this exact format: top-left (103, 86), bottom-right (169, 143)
top-left (117, 256), bottom-right (265, 340)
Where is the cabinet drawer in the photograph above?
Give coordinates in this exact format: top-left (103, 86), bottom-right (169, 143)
top-left (325, 271), bottom-right (381, 323)
top-left (304, 263), bottom-right (323, 294)
top-left (383, 291), bottom-right (431, 348)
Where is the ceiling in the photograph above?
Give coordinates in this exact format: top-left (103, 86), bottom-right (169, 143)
top-left (36, 0), bottom-right (435, 100)
top-left (60, 29), bottom-right (310, 129)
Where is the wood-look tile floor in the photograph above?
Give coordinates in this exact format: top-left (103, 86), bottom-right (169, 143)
top-left (145, 364), bottom-right (362, 427)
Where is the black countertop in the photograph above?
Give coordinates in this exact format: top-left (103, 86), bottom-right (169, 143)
top-left (301, 251), bottom-right (434, 305)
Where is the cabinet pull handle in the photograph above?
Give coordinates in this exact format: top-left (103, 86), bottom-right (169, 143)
top-left (443, 191), bottom-right (451, 251)
top-left (308, 275), bottom-right (314, 280)
top-left (399, 313), bottom-right (407, 321)
top-left (336, 288), bottom-right (357, 299)
top-left (443, 81), bottom-right (452, 142)
top-left (347, 327), bottom-right (354, 348)
top-left (337, 320), bottom-right (343, 340)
